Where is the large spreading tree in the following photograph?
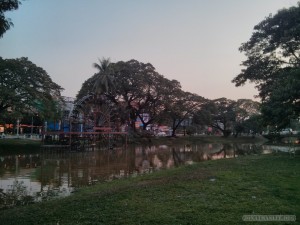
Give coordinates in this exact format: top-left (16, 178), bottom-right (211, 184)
top-left (77, 59), bottom-right (180, 131)
top-left (232, 2), bottom-right (300, 128)
top-left (164, 90), bottom-right (206, 136)
top-left (0, 57), bottom-right (64, 120)
top-left (198, 98), bottom-right (237, 137)
top-left (76, 59), bottom-right (208, 134)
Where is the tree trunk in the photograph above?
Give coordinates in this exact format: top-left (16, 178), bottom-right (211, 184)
top-left (222, 129), bottom-right (232, 138)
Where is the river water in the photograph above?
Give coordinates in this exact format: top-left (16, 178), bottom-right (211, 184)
top-left (0, 142), bottom-right (298, 207)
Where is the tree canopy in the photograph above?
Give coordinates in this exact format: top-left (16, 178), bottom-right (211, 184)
top-left (0, 0), bottom-right (21, 37)
top-left (77, 58), bottom-right (261, 137)
top-left (232, 2), bottom-right (300, 128)
top-left (76, 59), bottom-right (207, 134)
top-left (164, 90), bottom-right (206, 136)
top-left (194, 98), bottom-right (260, 137)
top-left (0, 57), bottom-right (64, 119)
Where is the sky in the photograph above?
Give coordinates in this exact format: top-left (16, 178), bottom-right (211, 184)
top-left (0, 0), bottom-right (299, 101)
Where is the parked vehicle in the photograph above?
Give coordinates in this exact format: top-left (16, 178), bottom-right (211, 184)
top-left (156, 132), bottom-right (166, 137)
top-left (279, 128), bottom-right (292, 135)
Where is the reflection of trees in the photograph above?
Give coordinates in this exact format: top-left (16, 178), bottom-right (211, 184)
top-left (39, 147), bottom-right (137, 189)
top-left (155, 149), bottom-right (171, 168)
top-left (6, 144), bottom-right (263, 192)
top-left (208, 143), bottom-right (262, 159)
top-left (233, 144), bottom-right (262, 155)
top-left (172, 148), bottom-right (184, 167)
top-left (37, 160), bottom-right (59, 187)
top-left (234, 144), bottom-right (246, 156)
top-left (0, 155), bottom-right (39, 174)
top-left (135, 146), bottom-right (161, 173)
top-left (191, 151), bottom-right (210, 162)
top-left (209, 144), bottom-right (229, 160)
top-left (0, 143), bottom-right (265, 206)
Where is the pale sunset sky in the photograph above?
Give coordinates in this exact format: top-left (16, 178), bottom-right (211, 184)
top-left (0, 0), bottom-right (299, 100)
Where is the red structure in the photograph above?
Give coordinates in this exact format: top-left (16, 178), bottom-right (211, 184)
top-left (42, 94), bottom-right (127, 150)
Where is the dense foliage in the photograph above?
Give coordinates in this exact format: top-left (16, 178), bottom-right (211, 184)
top-left (194, 98), bottom-right (261, 137)
top-left (77, 59), bottom-right (259, 136)
top-left (0, 57), bottom-right (64, 120)
top-left (77, 59), bottom-right (189, 133)
top-left (232, 2), bottom-right (300, 128)
top-left (0, 0), bottom-right (21, 37)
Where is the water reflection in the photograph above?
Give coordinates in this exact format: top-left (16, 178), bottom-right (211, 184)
top-left (0, 180), bottom-right (34, 209)
top-left (0, 143), bottom-right (284, 207)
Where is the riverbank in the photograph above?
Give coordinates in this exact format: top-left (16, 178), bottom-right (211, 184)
top-left (0, 152), bottom-right (298, 225)
top-left (0, 138), bottom-right (41, 154)
top-left (0, 135), bottom-right (268, 155)
top-left (136, 135), bottom-right (268, 145)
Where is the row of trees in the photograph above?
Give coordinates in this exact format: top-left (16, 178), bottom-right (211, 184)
top-left (0, 2), bottom-right (299, 136)
top-left (76, 58), bottom-right (261, 137)
top-left (77, 58), bottom-right (205, 136)
top-left (0, 56), bottom-right (261, 137)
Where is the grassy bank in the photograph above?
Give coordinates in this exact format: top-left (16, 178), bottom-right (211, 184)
top-left (0, 152), bottom-right (298, 225)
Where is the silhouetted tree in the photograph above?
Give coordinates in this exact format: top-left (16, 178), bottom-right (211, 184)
top-left (0, 57), bottom-right (63, 120)
top-left (0, 0), bottom-right (21, 37)
top-left (232, 2), bottom-right (300, 128)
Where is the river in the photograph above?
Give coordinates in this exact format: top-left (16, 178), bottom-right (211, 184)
top-left (0, 142), bottom-right (298, 208)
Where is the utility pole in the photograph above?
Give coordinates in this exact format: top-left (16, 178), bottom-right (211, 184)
top-left (16, 119), bottom-right (20, 137)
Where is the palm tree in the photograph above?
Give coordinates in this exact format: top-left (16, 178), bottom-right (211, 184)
top-left (93, 57), bottom-right (115, 94)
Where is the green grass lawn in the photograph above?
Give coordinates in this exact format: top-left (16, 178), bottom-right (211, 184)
top-left (0, 152), bottom-right (298, 225)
